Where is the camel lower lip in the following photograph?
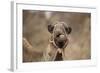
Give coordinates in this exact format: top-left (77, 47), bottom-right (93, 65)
top-left (54, 38), bottom-right (67, 48)
top-left (56, 41), bottom-right (65, 48)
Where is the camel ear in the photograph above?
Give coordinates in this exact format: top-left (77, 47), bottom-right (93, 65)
top-left (65, 27), bottom-right (72, 34)
top-left (48, 24), bottom-right (54, 33)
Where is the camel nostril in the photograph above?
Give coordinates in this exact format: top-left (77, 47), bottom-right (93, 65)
top-left (56, 33), bottom-right (61, 37)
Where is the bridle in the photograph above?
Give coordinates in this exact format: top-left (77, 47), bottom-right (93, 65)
top-left (49, 23), bottom-right (69, 60)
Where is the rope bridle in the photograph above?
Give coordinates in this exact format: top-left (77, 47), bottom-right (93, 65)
top-left (49, 22), bottom-right (69, 60)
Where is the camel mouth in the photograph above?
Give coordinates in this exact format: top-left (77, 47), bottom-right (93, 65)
top-left (54, 38), bottom-right (67, 48)
top-left (54, 33), bottom-right (68, 49)
top-left (58, 41), bottom-right (65, 48)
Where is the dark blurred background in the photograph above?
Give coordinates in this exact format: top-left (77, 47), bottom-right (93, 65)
top-left (23, 10), bottom-right (91, 62)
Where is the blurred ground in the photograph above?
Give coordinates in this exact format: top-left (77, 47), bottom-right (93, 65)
top-left (23, 10), bottom-right (91, 62)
